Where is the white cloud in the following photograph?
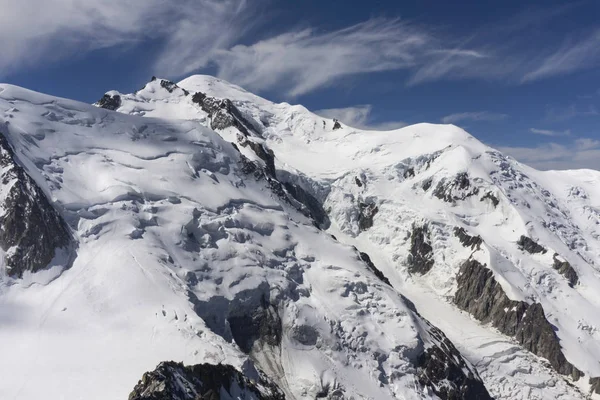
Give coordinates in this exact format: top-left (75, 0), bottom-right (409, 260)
top-left (530, 128), bottom-right (571, 137)
top-left (0, 0), bottom-right (257, 75)
top-left (498, 138), bottom-right (600, 170)
top-left (441, 111), bottom-right (507, 124)
top-left (545, 105), bottom-right (599, 122)
top-left (212, 19), bottom-right (434, 96)
top-left (315, 105), bottom-right (407, 131)
top-left (522, 29), bottom-right (600, 82)
top-left (2, 2), bottom-right (600, 97)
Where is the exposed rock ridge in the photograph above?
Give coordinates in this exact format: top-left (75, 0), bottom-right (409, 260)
top-left (517, 235), bottom-right (547, 254)
top-left (0, 129), bottom-right (73, 278)
top-left (128, 361), bottom-right (285, 400)
top-left (552, 253), bottom-right (578, 287)
top-left (416, 320), bottom-right (493, 400)
top-left (453, 227), bottom-right (483, 250)
top-left (354, 249), bottom-right (493, 399)
top-left (454, 259), bottom-right (581, 380)
top-left (407, 224), bottom-right (434, 274)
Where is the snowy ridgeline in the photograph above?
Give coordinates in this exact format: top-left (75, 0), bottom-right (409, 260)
top-left (0, 76), bottom-right (598, 399)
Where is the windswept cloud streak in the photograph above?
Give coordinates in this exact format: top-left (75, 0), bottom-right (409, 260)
top-left (499, 138), bottom-right (600, 170)
top-left (315, 105), bottom-right (407, 131)
top-left (2, 1), bottom-right (600, 97)
top-left (530, 128), bottom-right (571, 136)
top-left (441, 111), bottom-right (508, 124)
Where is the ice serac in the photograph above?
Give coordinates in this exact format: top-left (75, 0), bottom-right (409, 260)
top-left (128, 361), bottom-right (285, 400)
top-left (0, 128), bottom-right (72, 278)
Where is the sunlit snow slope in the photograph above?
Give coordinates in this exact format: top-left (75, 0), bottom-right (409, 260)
top-left (99, 75), bottom-right (600, 399)
top-left (0, 82), bottom-right (493, 400)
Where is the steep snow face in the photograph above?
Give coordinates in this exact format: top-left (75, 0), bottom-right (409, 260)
top-left (99, 74), bottom-right (600, 399)
top-left (0, 84), bottom-right (493, 399)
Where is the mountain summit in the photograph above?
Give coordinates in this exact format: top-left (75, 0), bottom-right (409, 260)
top-left (0, 76), bottom-right (599, 399)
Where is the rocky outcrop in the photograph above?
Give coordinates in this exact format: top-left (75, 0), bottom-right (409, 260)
top-left (552, 254), bottom-right (578, 287)
top-left (159, 79), bottom-right (189, 95)
top-left (0, 132), bottom-right (73, 278)
top-left (590, 376), bottom-right (600, 395)
top-left (357, 201), bottom-right (378, 231)
top-left (517, 235), bottom-right (547, 254)
top-left (453, 227), bottom-right (483, 250)
top-left (407, 224), bottom-right (434, 274)
top-left (95, 93), bottom-right (121, 110)
top-left (283, 182), bottom-right (330, 229)
top-left (480, 191), bottom-right (499, 207)
top-left (332, 119), bottom-right (341, 130)
top-left (454, 259), bottom-right (581, 380)
top-left (189, 284), bottom-right (282, 355)
top-left (192, 92), bottom-right (257, 137)
top-left (128, 361), bottom-right (285, 400)
top-left (357, 251), bottom-right (391, 286)
top-left (416, 321), bottom-right (493, 400)
top-left (433, 172), bottom-right (479, 203)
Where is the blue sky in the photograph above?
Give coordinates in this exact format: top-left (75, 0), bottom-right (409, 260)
top-left (2, 0), bottom-right (600, 170)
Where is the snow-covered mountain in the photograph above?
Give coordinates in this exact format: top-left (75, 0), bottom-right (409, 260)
top-left (0, 75), bottom-right (599, 399)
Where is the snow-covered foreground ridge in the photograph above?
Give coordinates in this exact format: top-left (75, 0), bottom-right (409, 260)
top-left (0, 76), bottom-right (598, 399)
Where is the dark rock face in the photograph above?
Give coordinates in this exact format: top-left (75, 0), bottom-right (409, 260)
top-left (453, 227), bottom-right (483, 250)
top-left (354, 176), bottom-right (363, 187)
top-left (0, 132), bottom-right (73, 278)
top-left (480, 191), bottom-right (499, 207)
top-left (454, 259), bottom-right (581, 380)
top-left (407, 224), bottom-right (434, 274)
top-left (283, 182), bottom-right (330, 229)
top-left (433, 173), bottom-right (479, 203)
top-left (358, 251), bottom-right (391, 286)
top-left (159, 79), bottom-right (189, 95)
top-left (192, 92), bottom-right (257, 137)
top-left (189, 284), bottom-right (282, 355)
top-left (552, 254), bottom-right (578, 287)
top-left (128, 361), bottom-right (285, 400)
top-left (590, 376), bottom-right (600, 395)
top-left (95, 93), bottom-right (121, 110)
top-left (332, 119), bottom-right (341, 130)
top-left (416, 321), bottom-right (493, 400)
top-left (517, 235), bottom-right (547, 254)
top-left (357, 202), bottom-right (378, 232)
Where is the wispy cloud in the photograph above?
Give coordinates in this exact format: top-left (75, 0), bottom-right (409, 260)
top-left (315, 105), bottom-right (407, 131)
top-left (2, 1), bottom-right (600, 97)
top-left (522, 29), bottom-right (600, 82)
top-left (0, 0), bottom-right (260, 76)
top-left (545, 104), bottom-right (599, 122)
top-left (213, 19), bottom-right (434, 96)
top-left (530, 128), bottom-right (571, 137)
top-left (441, 111), bottom-right (508, 124)
top-left (499, 138), bottom-right (600, 170)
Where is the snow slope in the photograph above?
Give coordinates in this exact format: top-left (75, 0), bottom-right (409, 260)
top-left (101, 74), bottom-right (600, 399)
top-left (0, 82), bottom-right (492, 399)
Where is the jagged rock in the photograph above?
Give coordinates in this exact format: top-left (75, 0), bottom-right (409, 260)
top-left (358, 201), bottom-right (378, 231)
top-left (128, 361), bottom-right (285, 400)
top-left (552, 254), bottom-right (578, 287)
top-left (358, 251), bottom-right (391, 286)
top-left (192, 92), bottom-right (257, 137)
top-left (332, 119), bottom-right (341, 130)
top-left (95, 93), bottom-right (121, 110)
top-left (433, 172), bottom-right (479, 203)
top-left (416, 322), bottom-right (493, 400)
top-left (480, 191), bottom-right (499, 207)
top-left (453, 227), bottom-right (483, 250)
top-left (354, 176), bottom-right (363, 187)
top-left (590, 376), bottom-right (600, 395)
top-left (159, 79), bottom-right (189, 95)
top-left (454, 259), bottom-right (581, 380)
top-left (517, 235), bottom-right (547, 254)
top-left (421, 178), bottom-right (432, 191)
top-left (283, 182), bottom-right (330, 229)
top-left (407, 224), bottom-right (434, 274)
top-left (189, 284), bottom-right (282, 354)
top-left (0, 132), bottom-right (73, 278)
